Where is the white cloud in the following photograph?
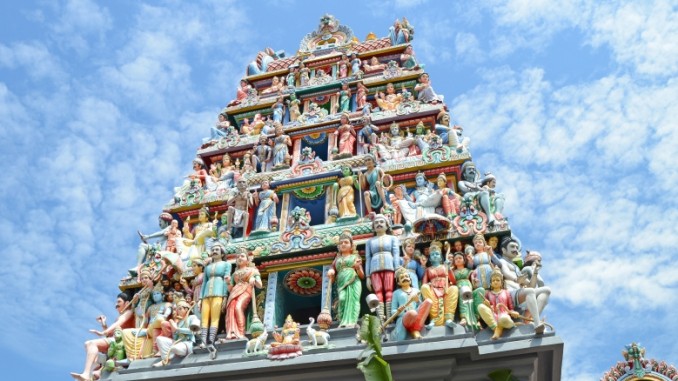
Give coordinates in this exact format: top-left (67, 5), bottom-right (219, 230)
top-left (49, 0), bottom-right (113, 54)
top-left (0, 41), bottom-right (65, 82)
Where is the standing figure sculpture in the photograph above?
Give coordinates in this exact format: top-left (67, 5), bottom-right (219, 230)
top-left (337, 82), bottom-right (351, 113)
top-left (458, 161), bottom-right (496, 227)
top-left (252, 134), bottom-right (272, 173)
top-left (400, 44), bottom-right (420, 70)
top-left (359, 154), bottom-right (389, 214)
top-left (389, 267), bottom-right (431, 341)
top-left (226, 178), bottom-right (255, 239)
top-left (451, 251), bottom-right (484, 331)
top-left (299, 61), bottom-right (310, 87)
top-left (271, 124), bottom-right (292, 169)
top-left (287, 93), bottom-right (301, 122)
top-left (271, 96), bottom-right (285, 123)
top-left (253, 179), bottom-right (279, 232)
top-left (182, 206), bottom-right (214, 263)
top-left (337, 53), bottom-right (349, 79)
top-left (401, 238), bottom-right (425, 289)
top-left (389, 17), bottom-right (414, 45)
top-left (327, 231), bottom-right (364, 328)
top-left (350, 52), bottom-right (361, 76)
top-left (334, 112), bottom-right (356, 159)
top-left (180, 259), bottom-right (204, 320)
top-left (420, 241), bottom-right (458, 327)
top-left (364, 214), bottom-right (401, 321)
top-left (481, 173), bottom-right (505, 219)
top-left (121, 268), bottom-right (156, 361)
top-left (333, 165), bottom-right (359, 219)
top-left (225, 249), bottom-right (263, 339)
top-left (200, 243), bottom-right (232, 350)
top-left (355, 81), bottom-right (368, 110)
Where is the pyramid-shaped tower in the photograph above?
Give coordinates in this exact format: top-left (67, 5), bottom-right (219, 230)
top-left (75, 15), bottom-right (563, 381)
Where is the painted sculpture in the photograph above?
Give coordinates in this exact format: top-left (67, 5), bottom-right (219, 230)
top-left (333, 165), bottom-right (359, 219)
top-left (152, 298), bottom-right (199, 367)
top-left (225, 249), bottom-right (263, 339)
top-left (420, 241), bottom-right (458, 327)
top-left (451, 251), bottom-right (484, 331)
top-left (327, 231), bottom-right (364, 328)
top-left (359, 154), bottom-right (389, 214)
top-left (269, 315), bottom-right (303, 360)
top-left (199, 243), bottom-right (231, 352)
top-left (333, 112), bottom-right (356, 159)
top-left (253, 179), bottom-right (279, 233)
top-left (376, 83), bottom-right (403, 111)
top-left (389, 267), bottom-right (431, 341)
top-left (271, 124), bottom-right (292, 169)
top-left (477, 269), bottom-right (518, 340)
top-left (364, 214), bottom-right (401, 321)
top-left (226, 178), bottom-right (254, 239)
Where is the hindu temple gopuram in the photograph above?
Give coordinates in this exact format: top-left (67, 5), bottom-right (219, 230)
top-left (72, 15), bottom-right (563, 381)
top-left (601, 343), bottom-right (678, 381)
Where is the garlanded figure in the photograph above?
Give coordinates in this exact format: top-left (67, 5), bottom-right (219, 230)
top-left (364, 214), bottom-right (401, 321)
top-left (374, 121), bottom-right (417, 161)
top-left (472, 234), bottom-right (495, 290)
top-left (327, 231), bottom-right (364, 328)
top-left (182, 206), bottom-right (214, 263)
top-left (333, 165), bottom-right (359, 219)
top-left (287, 93), bottom-right (301, 122)
top-left (271, 124), bottom-right (292, 169)
top-left (215, 154), bottom-right (237, 189)
top-left (226, 178), bottom-right (255, 239)
top-left (336, 81), bottom-right (351, 113)
top-left (337, 53), bottom-right (350, 79)
top-left (420, 241), bottom-right (458, 327)
top-left (145, 283), bottom-right (174, 354)
top-left (450, 251), bottom-right (485, 331)
top-left (71, 293), bottom-right (134, 381)
top-left (392, 172), bottom-right (446, 226)
top-left (478, 270), bottom-right (519, 340)
top-left (376, 83), bottom-right (403, 111)
top-left (269, 315), bottom-right (303, 360)
top-left (152, 298), bottom-right (199, 367)
top-left (121, 268), bottom-right (156, 361)
top-left (136, 212), bottom-right (173, 266)
top-left (253, 179), bottom-right (279, 232)
top-left (363, 56), bottom-right (386, 73)
top-left (436, 173), bottom-right (461, 218)
top-left (458, 161), bottom-right (497, 227)
top-left (400, 44), bottom-right (421, 70)
top-left (200, 243), bottom-right (232, 352)
top-left (225, 249), bottom-right (263, 339)
top-left (497, 237), bottom-right (549, 334)
top-left (414, 72), bottom-right (440, 103)
top-left (333, 112), bottom-right (356, 159)
top-left (355, 81), bottom-right (368, 110)
top-left (389, 267), bottom-right (431, 341)
top-left (401, 238), bottom-right (425, 289)
top-left (299, 61), bottom-right (310, 86)
top-left (271, 96), bottom-right (285, 123)
top-left (359, 154), bottom-right (389, 214)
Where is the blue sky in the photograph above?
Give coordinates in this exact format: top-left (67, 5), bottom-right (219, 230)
top-left (1, 1), bottom-right (676, 380)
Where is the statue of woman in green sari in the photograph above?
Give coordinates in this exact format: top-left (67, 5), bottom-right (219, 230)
top-left (326, 231), bottom-right (364, 328)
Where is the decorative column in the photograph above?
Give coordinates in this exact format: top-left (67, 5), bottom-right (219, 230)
top-left (263, 271), bottom-right (279, 330)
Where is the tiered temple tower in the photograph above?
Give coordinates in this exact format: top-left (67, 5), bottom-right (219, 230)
top-left (76, 15), bottom-right (563, 381)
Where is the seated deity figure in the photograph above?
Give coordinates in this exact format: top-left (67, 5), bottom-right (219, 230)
top-left (205, 113), bottom-right (235, 144)
top-left (376, 83), bottom-right (403, 111)
top-left (145, 283), bottom-right (173, 354)
top-left (253, 179), bottom-right (279, 232)
top-left (271, 96), bottom-right (285, 123)
top-left (457, 161), bottom-right (497, 226)
top-left (480, 172), bottom-right (506, 220)
top-left (497, 237), bottom-right (549, 335)
top-left (389, 267), bottom-right (431, 341)
top-left (120, 268), bottom-right (156, 361)
top-left (359, 154), bottom-right (389, 214)
top-left (435, 111), bottom-right (469, 150)
top-left (268, 315), bottom-right (302, 360)
top-left (173, 158), bottom-right (209, 202)
top-left (228, 79), bottom-right (251, 106)
top-left (420, 241), bottom-right (458, 327)
top-left (400, 44), bottom-right (421, 70)
top-left (136, 212), bottom-right (173, 266)
top-left (261, 76), bottom-right (283, 95)
top-left (71, 293), bottom-right (135, 381)
top-left (389, 17), bottom-right (414, 46)
top-left (363, 56), bottom-right (387, 73)
top-left (226, 178), bottom-right (255, 239)
top-left (214, 154), bottom-right (237, 190)
top-left (477, 269), bottom-right (520, 340)
top-left (392, 172), bottom-right (445, 226)
top-left (357, 116), bottom-right (379, 155)
top-left (436, 173), bottom-right (461, 218)
top-left (374, 121), bottom-right (417, 161)
top-left (414, 72), bottom-right (440, 103)
top-left (152, 298), bottom-right (199, 367)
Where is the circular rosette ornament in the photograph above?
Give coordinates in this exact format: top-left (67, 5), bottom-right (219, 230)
top-left (284, 268), bottom-right (323, 296)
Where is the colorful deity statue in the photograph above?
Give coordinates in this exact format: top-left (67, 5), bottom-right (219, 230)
top-left (152, 298), bottom-right (200, 367)
top-left (478, 269), bottom-right (519, 340)
top-left (374, 121), bottom-right (417, 161)
top-left (333, 165), bottom-right (359, 219)
top-left (337, 53), bottom-right (350, 79)
top-left (145, 282), bottom-right (174, 353)
top-left (286, 68), bottom-right (297, 88)
top-left (364, 214), bottom-right (401, 321)
top-left (121, 268), bottom-right (156, 361)
top-left (253, 179), bottom-right (279, 232)
top-left (136, 212), bottom-right (173, 266)
top-left (336, 81), bottom-right (351, 113)
top-left (299, 61), bottom-right (310, 86)
top-left (269, 315), bottom-right (303, 360)
top-left (389, 17), bottom-right (414, 45)
top-left (420, 241), bottom-right (458, 327)
top-left (363, 56), bottom-right (386, 73)
top-left (214, 153), bottom-right (237, 190)
top-left (497, 237), bottom-right (549, 335)
top-left (261, 76), bottom-right (283, 95)
top-left (355, 81), bottom-right (368, 110)
top-left (333, 112), bottom-right (356, 159)
top-left (451, 251), bottom-right (485, 331)
top-left (389, 267), bottom-right (431, 341)
top-left (357, 116), bottom-right (379, 154)
top-left (200, 242), bottom-right (232, 350)
top-left (359, 154), bottom-right (390, 214)
top-left (480, 172), bottom-right (506, 220)
top-left (350, 52), bottom-right (361, 76)
top-left (182, 206), bottom-right (214, 263)
top-left (103, 328), bottom-right (126, 372)
top-left (225, 249), bottom-right (262, 339)
top-left (287, 93), bottom-right (301, 122)
top-left (458, 161), bottom-right (497, 227)
top-left (226, 178), bottom-right (255, 239)
top-left (180, 259), bottom-right (204, 320)
top-left (173, 158), bottom-right (209, 203)
top-left (392, 172), bottom-right (446, 226)
top-left (271, 124), bottom-right (292, 169)
top-left (376, 83), bottom-right (403, 111)
top-left (271, 96), bottom-right (285, 123)
top-left (327, 231), bottom-right (364, 328)
top-left (414, 72), bottom-right (440, 103)
top-left (252, 134), bottom-right (272, 173)
top-left (71, 293), bottom-right (135, 381)
top-left (436, 173), bottom-right (461, 218)
top-left (229, 79), bottom-right (252, 106)
top-left (401, 237), bottom-right (425, 289)
top-left (400, 44), bottom-right (421, 70)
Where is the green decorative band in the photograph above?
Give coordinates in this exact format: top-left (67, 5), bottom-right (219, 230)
top-left (292, 185), bottom-right (325, 200)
